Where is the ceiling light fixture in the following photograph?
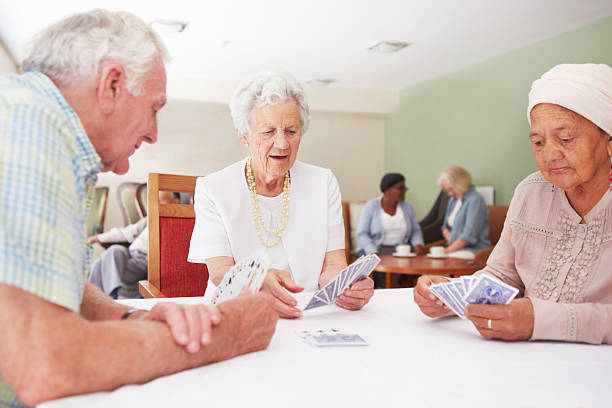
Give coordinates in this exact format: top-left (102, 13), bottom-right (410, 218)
top-left (367, 41), bottom-right (411, 53)
top-left (306, 78), bottom-right (335, 86)
top-left (150, 19), bottom-right (189, 34)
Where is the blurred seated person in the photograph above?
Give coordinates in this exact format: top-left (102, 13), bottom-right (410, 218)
top-left (188, 71), bottom-right (374, 318)
top-left (88, 191), bottom-right (179, 298)
top-left (356, 173), bottom-right (424, 287)
top-left (438, 165), bottom-right (490, 259)
top-left (414, 63), bottom-right (612, 344)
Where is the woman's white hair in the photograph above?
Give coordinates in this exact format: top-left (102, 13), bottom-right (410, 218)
top-left (229, 71), bottom-right (310, 137)
top-left (437, 165), bottom-right (472, 196)
top-left (21, 9), bottom-right (170, 95)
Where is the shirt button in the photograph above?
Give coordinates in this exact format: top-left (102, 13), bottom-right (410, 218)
top-left (552, 291), bottom-right (558, 297)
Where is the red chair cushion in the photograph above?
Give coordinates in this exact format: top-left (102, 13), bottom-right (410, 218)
top-left (159, 217), bottom-right (208, 297)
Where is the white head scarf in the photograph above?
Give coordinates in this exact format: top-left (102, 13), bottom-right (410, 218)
top-left (527, 63), bottom-right (612, 136)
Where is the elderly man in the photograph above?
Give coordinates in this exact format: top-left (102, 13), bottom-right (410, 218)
top-left (0, 10), bottom-right (277, 407)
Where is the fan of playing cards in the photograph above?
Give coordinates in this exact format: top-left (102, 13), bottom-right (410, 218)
top-left (429, 274), bottom-right (519, 319)
top-left (211, 252), bottom-right (269, 305)
top-left (304, 253), bottom-right (380, 310)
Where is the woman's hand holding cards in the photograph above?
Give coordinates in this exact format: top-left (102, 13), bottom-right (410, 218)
top-left (413, 275), bottom-right (454, 318)
top-left (336, 277), bottom-right (375, 311)
top-left (464, 297), bottom-right (534, 341)
top-left (261, 268), bottom-right (304, 319)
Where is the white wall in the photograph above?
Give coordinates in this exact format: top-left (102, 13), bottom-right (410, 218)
top-left (0, 40), bottom-right (17, 74)
top-left (97, 99), bottom-right (385, 230)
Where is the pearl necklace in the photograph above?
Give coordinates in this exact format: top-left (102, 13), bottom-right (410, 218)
top-left (246, 158), bottom-right (291, 248)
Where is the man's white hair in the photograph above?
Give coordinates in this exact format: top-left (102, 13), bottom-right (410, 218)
top-left (229, 71), bottom-right (310, 137)
top-left (21, 9), bottom-right (170, 95)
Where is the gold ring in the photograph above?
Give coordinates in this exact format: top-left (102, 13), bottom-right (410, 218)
top-left (361, 299), bottom-right (365, 307)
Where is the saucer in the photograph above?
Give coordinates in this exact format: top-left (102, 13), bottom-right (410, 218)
top-left (427, 253), bottom-right (446, 259)
top-left (393, 252), bottom-right (416, 258)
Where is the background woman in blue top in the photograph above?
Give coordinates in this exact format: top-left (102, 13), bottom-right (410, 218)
top-left (356, 173), bottom-right (424, 287)
top-left (438, 166), bottom-right (490, 259)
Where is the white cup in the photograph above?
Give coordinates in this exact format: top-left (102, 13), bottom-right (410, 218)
top-left (429, 246), bottom-right (445, 257)
top-left (396, 244), bottom-right (412, 255)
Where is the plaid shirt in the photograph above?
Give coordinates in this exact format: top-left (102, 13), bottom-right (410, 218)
top-left (0, 71), bottom-right (102, 407)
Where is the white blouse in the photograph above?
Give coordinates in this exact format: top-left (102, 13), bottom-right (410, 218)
top-left (380, 205), bottom-right (407, 246)
top-left (188, 158), bottom-right (345, 294)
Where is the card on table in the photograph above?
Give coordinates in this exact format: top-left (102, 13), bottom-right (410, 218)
top-left (211, 252), bottom-right (269, 305)
top-left (296, 328), bottom-right (369, 347)
top-left (304, 253), bottom-right (380, 310)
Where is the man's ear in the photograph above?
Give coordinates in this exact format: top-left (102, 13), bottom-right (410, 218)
top-left (97, 63), bottom-right (127, 115)
top-left (607, 133), bottom-right (612, 157)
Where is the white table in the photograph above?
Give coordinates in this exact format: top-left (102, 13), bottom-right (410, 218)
top-left (40, 289), bottom-right (612, 408)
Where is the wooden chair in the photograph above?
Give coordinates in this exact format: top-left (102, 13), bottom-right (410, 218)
top-left (138, 173), bottom-right (208, 298)
top-left (474, 205), bottom-right (508, 262)
top-left (116, 182), bottom-right (144, 225)
top-left (341, 201), bottom-right (366, 263)
top-left (135, 183), bottom-right (148, 218)
top-left (84, 187), bottom-right (109, 236)
top-left (424, 205), bottom-right (509, 262)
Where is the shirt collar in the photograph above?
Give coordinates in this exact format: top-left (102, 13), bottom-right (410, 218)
top-left (24, 71), bottom-right (103, 182)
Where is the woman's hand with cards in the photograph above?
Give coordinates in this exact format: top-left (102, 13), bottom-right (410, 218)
top-left (261, 268), bottom-right (304, 319)
top-left (145, 302), bottom-right (222, 354)
top-left (413, 275), bottom-right (455, 318)
top-left (336, 277), bottom-right (375, 311)
top-left (464, 297), bottom-right (535, 341)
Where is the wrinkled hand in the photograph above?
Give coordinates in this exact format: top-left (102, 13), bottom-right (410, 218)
top-left (144, 302), bottom-right (221, 353)
top-left (87, 236), bottom-right (100, 245)
top-left (336, 277), bottom-right (374, 311)
top-left (413, 244), bottom-right (425, 256)
top-left (413, 275), bottom-right (454, 318)
top-left (261, 268), bottom-right (304, 319)
top-left (218, 292), bottom-right (279, 356)
top-left (464, 298), bottom-right (534, 341)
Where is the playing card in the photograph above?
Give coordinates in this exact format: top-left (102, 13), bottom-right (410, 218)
top-left (296, 328), bottom-right (369, 347)
top-left (463, 274), bottom-right (519, 305)
top-left (304, 253), bottom-right (380, 310)
top-left (211, 252), bottom-right (269, 304)
top-left (429, 283), bottom-right (465, 318)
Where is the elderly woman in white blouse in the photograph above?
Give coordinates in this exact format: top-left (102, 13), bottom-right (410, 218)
top-left (188, 71), bottom-right (374, 318)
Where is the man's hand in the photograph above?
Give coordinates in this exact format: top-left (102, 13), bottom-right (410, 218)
top-left (413, 244), bottom-right (425, 256)
top-left (143, 303), bottom-right (221, 353)
top-left (261, 269), bottom-right (303, 319)
top-left (217, 292), bottom-right (279, 356)
top-left (464, 298), bottom-right (534, 341)
top-left (87, 236), bottom-right (100, 245)
top-left (336, 277), bottom-right (374, 310)
top-left (413, 275), bottom-right (454, 318)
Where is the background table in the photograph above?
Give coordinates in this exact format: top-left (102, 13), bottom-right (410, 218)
top-left (374, 254), bottom-right (486, 288)
top-left (40, 289), bottom-right (612, 408)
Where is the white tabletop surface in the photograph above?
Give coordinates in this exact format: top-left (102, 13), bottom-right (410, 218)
top-left (40, 289), bottom-right (612, 408)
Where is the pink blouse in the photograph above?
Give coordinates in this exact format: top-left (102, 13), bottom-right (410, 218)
top-left (480, 171), bottom-right (612, 344)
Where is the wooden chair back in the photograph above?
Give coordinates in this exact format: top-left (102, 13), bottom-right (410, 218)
top-left (139, 173), bottom-right (208, 298)
top-left (84, 187), bottom-right (109, 236)
top-left (136, 183), bottom-right (148, 218)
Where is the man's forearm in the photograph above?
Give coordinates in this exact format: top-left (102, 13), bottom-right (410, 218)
top-left (1, 285), bottom-right (276, 406)
top-left (79, 283), bottom-right (136, 321)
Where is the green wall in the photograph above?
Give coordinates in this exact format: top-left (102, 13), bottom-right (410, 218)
top-left (385, 16), bottom-right (612, 218)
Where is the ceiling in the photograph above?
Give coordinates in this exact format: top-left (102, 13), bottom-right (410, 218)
top-left (1, 0), bottom-right (611, 92)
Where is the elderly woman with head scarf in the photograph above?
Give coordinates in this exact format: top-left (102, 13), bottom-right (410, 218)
top-left (188, 71), bottom-right (374, 318)
top-left (438, 165), bottom-right (491, 259)
top-left (414, 63), bottom-right (612, 344)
